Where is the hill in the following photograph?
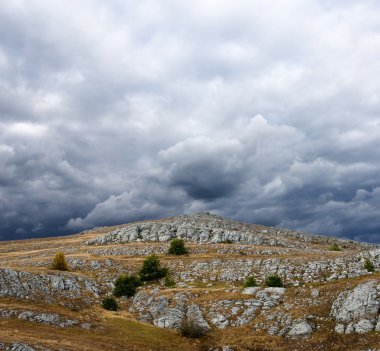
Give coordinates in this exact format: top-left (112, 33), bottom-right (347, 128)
top-left (0, 212), bottom-right (379, 350)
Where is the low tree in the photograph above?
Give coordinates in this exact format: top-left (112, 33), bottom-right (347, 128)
top-left (265, 274), bottom-right (283, 287)
top-left (168, 238), bottom-right (188, 255)
top-left (139, 254), bottom-right (168, 282)
top-left (364, 258), bottom-right (375, 272)
top-left (102, 296), bottom-right (118, 311)
top-left (243, 276), bottom-right (257, 288)
top-left (51, 252), bottom-right (69, 271)
top-left (113, 274), bottom-right (141, 297)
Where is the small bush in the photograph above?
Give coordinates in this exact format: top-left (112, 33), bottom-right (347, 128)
top-left (329, 244), bottom-right (342, 251)
top-left (223, 239), bottom-right (233, 244)
top-left (265, 275), bottom-right (283, 287)
top-left (139, 254), bottom-right (168, 282)
top-left (102, 296), bottom-right (118, 311)
top-left (180, 320), bottom-right (207, 338)
top-left (113, 274), bottom-right (141, 297)
top-left (243, 276), bottom-right (257, 288)
top-left (164, 275), bottom-right (176, 288)
top-left (364, 258), bottom-right (375, 272)
top-left (51, 252), bottom-right (69, 271)
top-left (168, 238), bottom-right (188, 255)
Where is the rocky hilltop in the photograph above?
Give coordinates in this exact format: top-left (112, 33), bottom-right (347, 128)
top-left (0, 212), bottom-right (379, 351)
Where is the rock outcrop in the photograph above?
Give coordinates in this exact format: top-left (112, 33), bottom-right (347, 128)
top-left (331, 280), bottom-right (380, 334)
top-left (86, 212), bottom-right (355, 248)
top-left (0, 268), bottom-right (99, 303)
top-left (129, 289), bottom-right (210, 332)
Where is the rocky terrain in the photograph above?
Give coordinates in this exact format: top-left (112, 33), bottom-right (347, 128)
top-left (0, 212), bottom-right (379, 350)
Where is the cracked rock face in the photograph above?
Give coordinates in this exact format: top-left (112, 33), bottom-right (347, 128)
top-left (129, 290), bottom-right (210, 332)
top-left (0, 268), bottom-right (99, 303)
top-left (129, 287), bottom-right (288, 332)
top-left (331, 280), bottom-right (380, 334)
top-left (86, 212), bottom-right (347, 248)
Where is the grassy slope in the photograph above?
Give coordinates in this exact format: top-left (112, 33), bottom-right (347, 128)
top-left (0, 224), bottom-right (379, 350)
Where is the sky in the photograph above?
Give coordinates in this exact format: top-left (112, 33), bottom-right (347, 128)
top-left (0, 0), bottom-right (379, 243)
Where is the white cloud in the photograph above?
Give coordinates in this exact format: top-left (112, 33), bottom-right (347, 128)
top-left (6, 122), bottom-right (48, 137)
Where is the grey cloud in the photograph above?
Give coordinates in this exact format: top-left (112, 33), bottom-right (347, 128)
top-left (159, 136), bottom-right (244, 200)
top-left (0, 0), bottom-right (379, 242)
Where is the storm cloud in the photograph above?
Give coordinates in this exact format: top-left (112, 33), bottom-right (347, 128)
top-left (0, 0), bottom-right (380, 242)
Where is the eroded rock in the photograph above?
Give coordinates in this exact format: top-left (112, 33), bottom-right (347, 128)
top-left (331, 280), bottom-right (380, 334)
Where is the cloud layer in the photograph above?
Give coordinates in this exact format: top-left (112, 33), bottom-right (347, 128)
top-left (0, 0), bottom-right (380, 242)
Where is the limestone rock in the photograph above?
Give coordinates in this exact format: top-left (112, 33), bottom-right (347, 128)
top-left (86, 212), bottom-right (352, 249)
top-left (331, 280), bottom-right (380, 334)
top-left (242, 287), bottom-right (259, 295)
top-left (0, 268), bottom-right (99, 303)
top-left (211, 314), bottom-right (229, 328)
top-left (287, 320), bottom-right (314, 338)
top-left (186, 303), bottom-right (210, 331)
top-left (154, 307), bottom-right (184, 329)
top-left (130, 291), bottom-right (209, 331)
top-left (6, 343), bottom-right (36, 351)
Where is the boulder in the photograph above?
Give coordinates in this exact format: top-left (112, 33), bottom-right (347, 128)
top-left (287, 320), bottom-right (314, 338)
top-left (186, 303), bottom-right (210, 331)
top-left (331, 280), bottom-right (380, 334)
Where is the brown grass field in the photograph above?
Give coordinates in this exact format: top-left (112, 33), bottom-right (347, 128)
top-left (0, 220), bottom-right (379, 351)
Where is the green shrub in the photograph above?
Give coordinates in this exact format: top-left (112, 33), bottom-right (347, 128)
top-left (265, 275), bottom-right (283, 287)
top-left (168, 238), bottom-right (188, 255)
top-left (180, 320), bottom-right (207, 338)
top-left (164, 275), bottom-right (176, 288)
top-left (243, 276), bottom-right (257, 288)
top-left (51, 252), bottom-right (69, 271)
top-left (139, 254), bottom-right (168, 282)
top-left (223, 239), bottom-right (233, 244)
top-left (329, 244), bottom-right (342, 251)
top-left (364, 258), bottom-right (375, 272)
top-left (101, 296), bottom-right (118, 311)
top-left (113, 274), bottom-right (141, 297)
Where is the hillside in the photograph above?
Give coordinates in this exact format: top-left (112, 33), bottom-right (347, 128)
top-left (0, 212), bottom-right (379, 351)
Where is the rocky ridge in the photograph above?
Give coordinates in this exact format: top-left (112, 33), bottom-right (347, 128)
top-left (86, 213), bottom-right (364, 248)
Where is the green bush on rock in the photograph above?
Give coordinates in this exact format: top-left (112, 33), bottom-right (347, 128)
top-left (329, 244), bottom-right (342, 251)
top-left (139, 254), bottom-right (168, 282)
top-left (102, 296), bottom-right (118, 311)
top-left (168, 238), bottom-right (188, 255)
top-left (265, 275), bottom-right (283, 287)
top-left (113, 274), bottom-right (141, 297)
top-left (364, 258), bottom-right (375, 272)
top-left (243, 276), bottom-right (257, 288)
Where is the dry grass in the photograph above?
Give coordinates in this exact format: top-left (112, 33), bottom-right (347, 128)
top-left (0, 223), bottom-right (379, 350)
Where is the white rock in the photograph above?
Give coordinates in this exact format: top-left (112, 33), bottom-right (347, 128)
top-left (242, 287), bottom-right (259, 295)
top-left (287, 320), bottom-right (313, 338)
top-left (186, 304), bottom-right (210, 331)
top-left (211, 314), bottom-right (229, 329)
top-left (331, 280), bottom-right (379, 334)
top-left (335, 323), bottom-right (345, 334)
top-left (355, 319), bottom-right (375, 334)
top-left (153, 307), bottom-right (184, 329)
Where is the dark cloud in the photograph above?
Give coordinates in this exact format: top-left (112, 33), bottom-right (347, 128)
top-left (0, 0), bottom-right (379, 243)
top-left (160, 137), bottom-right (244, 200)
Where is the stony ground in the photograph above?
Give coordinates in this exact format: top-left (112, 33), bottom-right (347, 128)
top-left (0, 213), bottom-right (379, 351)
